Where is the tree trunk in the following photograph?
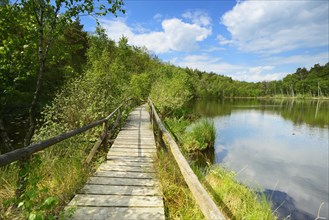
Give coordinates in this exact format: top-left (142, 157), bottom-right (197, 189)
top-left (17, 0), bottom-right (46, 199)
top-left (0, 118), bottom-right (13, 154)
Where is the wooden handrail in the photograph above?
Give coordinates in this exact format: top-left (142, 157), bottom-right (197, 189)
top-left (148, 98), bottom-right (226, 220)
top-left (0, 103), bottom-right (126, 167)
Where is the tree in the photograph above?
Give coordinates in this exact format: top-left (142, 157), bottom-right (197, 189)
top-left (150, 66), bottom-right (193, 115)
top-left (1, 0), bottom-right (125, 199)
top-left (18, 0), bottom-right (125, 147)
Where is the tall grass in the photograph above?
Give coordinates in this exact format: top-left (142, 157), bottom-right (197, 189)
top-left (183, 118), bottom-right (216, 152)
top-left (0, 129), bottom-right (107, 219)
top-left (203, 165), bottom-right (275, 219)
top-left (154, 149), bottom-right (205, 219)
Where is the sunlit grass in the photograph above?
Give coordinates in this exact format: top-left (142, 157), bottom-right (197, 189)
top-left (154, 149), bottom-right (205, 220)
top-left (0, 132), bottom-right (106, 219)
top-left (203, 165), bottom-right (276, 219)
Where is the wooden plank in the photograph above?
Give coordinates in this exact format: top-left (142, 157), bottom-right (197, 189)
top-left (79, 184), bottom-right (161, 196)
top-left (68, 207), bottom-right (165, 220)
top-left (94, 171), bottom-right (155, 179)
top-left (114, 138), bottom-right (155, 143)
top-left (110, 148), bottom-right (156, 153)
top-left (106, 156), bottom-right (154, 162)
top-left (111, 144), bottom-right (156, 149)
top-left (87, 177), bottom-right (157, 187)
top-left (112, 140), bottom-right (154, 147)
top-left (102, 160), bottom-right (153, 167)
top-left (107, 151), bottom-right (155, 158)
top-left (116, 134), bottom-right (154, 138)
top-left (112, 141), bottom-right (156, 147)
top-left (68, 194), bottom-right (163, 207)
top-left (116, 131), bottom-right (154, 135)
top-left (98, 164), bottom-right (155, 173)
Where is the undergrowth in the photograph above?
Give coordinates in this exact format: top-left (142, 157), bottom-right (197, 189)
top-left (154, 148), bottom-right (205, 220)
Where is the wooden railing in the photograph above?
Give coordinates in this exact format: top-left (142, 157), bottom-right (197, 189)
top-left (0, 100), bottom-right (132, 167)
top-left (148, 98), bottom-right (226, 220)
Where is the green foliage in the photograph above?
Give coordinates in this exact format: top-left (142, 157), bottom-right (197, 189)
top-left (3, 155), bottom-right (60, 219)
top-left (129, 72), bottom-right (152, 101)
top-left (150, 66), bottom-right (193, 115)
top-left (183, 63), bottom-right (329, 99)
top-left (183, 119), bottom-right (216, 152)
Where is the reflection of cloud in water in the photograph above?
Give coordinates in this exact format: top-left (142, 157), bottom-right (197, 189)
top-left (214, 110), bottom-right (329, 219)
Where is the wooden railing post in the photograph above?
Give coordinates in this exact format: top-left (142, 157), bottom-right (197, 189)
top-left (103, 120), bottom-right (109, 151)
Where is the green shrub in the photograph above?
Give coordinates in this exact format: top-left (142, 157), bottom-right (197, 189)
top-left (150, 66), bottom-right (192, 115)
top-left (183, 118), bottom-right (215, 152)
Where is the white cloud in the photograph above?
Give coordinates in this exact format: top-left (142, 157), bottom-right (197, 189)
top-left (172, 54), bottom-right (286, 82)
top-left (265, 52), bottom-right (329, 68)
top-left (173, 54), bottom-right (239, 73)
top-left (202, 46), bottom-right (226, 52)
top-left (220, 1), bottom-right (329, 54)
top-left (101, 18), bottom-right (211, 53)
top-left (234, 67), bottom-right (286, 82)
top-left (182, 10), bottom-right (212, 27)
top-left (153, 13), bottom-right (162, 22)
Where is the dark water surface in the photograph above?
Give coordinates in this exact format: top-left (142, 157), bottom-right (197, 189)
top-left (189, 99), bottom-right (329, 219)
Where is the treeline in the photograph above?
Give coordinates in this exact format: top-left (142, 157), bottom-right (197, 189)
top-left (185, 64), bottom-right (329, 98)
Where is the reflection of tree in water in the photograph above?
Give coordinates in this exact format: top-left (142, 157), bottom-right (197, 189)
top-left (189, 98), bottom-right (329, 128)
top-left (260, 189), bottom-right (315, 220)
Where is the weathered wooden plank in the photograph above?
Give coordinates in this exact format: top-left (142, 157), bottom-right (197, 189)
top-left (114, 138), bottom-right (155, 143)
top-left (106, 156), bottom-right (154, 162)
top-left (79, 184), bottom-right (161, 196)
top-left (94, 171), bottom-right (155, 179)
top-left (98, 164), bottom-right (155, 173)
top-left (107, 151), bottom-right (155, 158)
top-left (102, 160), bottom-right (153, 167)
top-left (87, 177), bottom-right (157, 186)
top-left (68, 194), bottom-right (163, 207)
top-left (114, 137), bottom-right (155, 141)
top-left (111, 144), bottom-right (156, 149)
top-left (68, 207), bottom-right (165, 220)
top-left (109, 148), bottom-right (156, 153)
top-left (116, 131), bottom-right (153, 135)
top-left (112, 141), bottom-right (156, 147)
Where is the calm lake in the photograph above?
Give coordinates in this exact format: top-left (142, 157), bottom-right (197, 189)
top-left (189, 98), bottom-right (329, 220)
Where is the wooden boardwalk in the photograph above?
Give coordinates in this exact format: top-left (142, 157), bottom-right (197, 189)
top-left (67, 105), bottom-right (165, 220)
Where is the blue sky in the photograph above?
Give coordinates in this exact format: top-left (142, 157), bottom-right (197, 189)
top-left (81, 0), bottom-right (329, 82)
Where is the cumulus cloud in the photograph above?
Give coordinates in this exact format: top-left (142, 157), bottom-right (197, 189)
top-left (100, 17), bottom-right (211, 53)
top-left (220, 1), bottom-right (329, 54)
top-left (171, 54), bottom-right (284, 82)
top-left (182, 10), bottom-right (212, 27)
